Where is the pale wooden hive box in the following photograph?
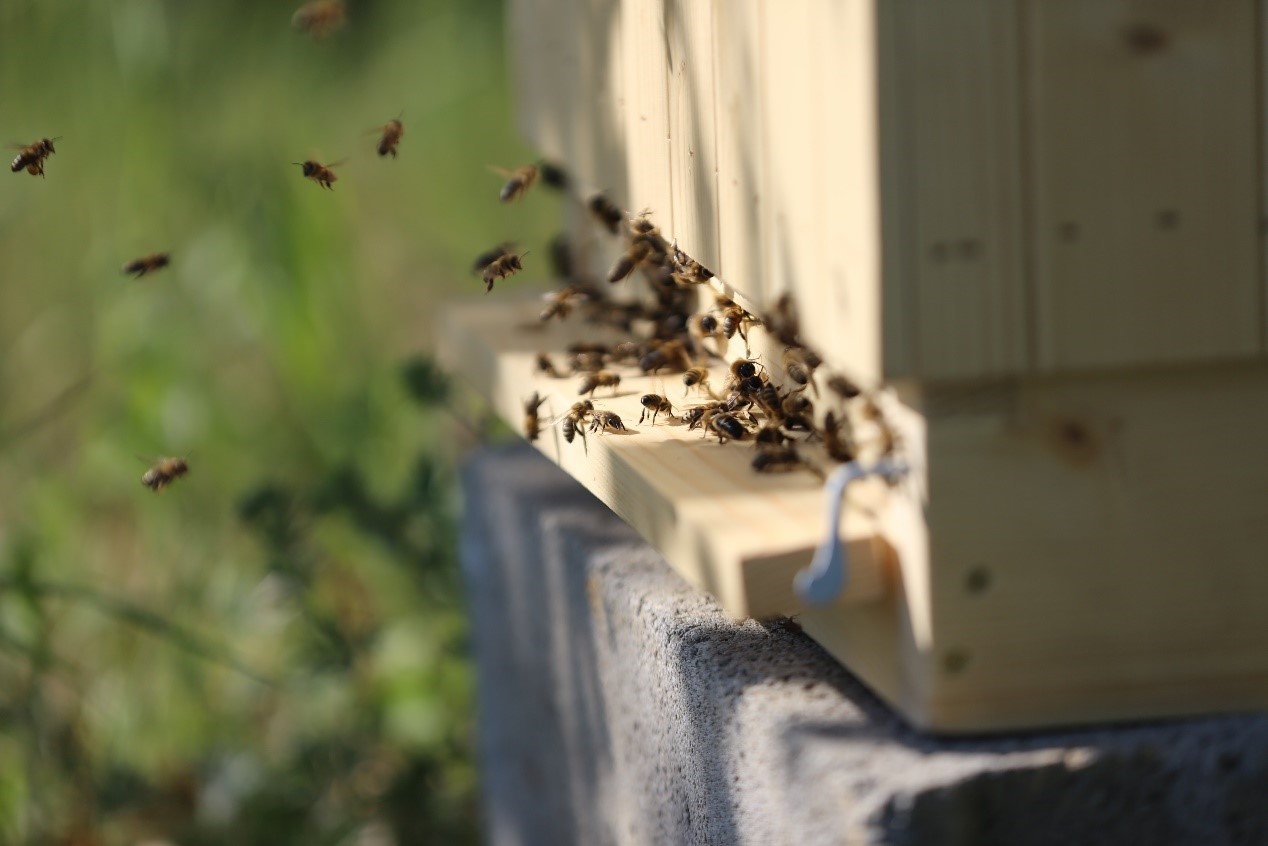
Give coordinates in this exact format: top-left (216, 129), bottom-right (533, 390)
top-left (439, 0), bottom-right (1268, 733)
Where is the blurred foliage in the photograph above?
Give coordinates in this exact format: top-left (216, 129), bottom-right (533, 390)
top-left (0, 0), bottom-right (560, 842)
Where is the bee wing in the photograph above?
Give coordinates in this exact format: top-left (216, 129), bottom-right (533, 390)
top-left (327, 158), bottom-right (348, 168)
top-left (487, 164), bottom-right (514, 178)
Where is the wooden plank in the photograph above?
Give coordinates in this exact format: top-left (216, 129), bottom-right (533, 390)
top-left (620, 0), bottom-right (674, 229)
top-left (436, 296), bottom-right (919, 623)
top-left (892, 0), bottom-right (1029, 379)
top-left (665, 0), bottom-right (720, 276)
top-left (712, 0), bottom-right (764, 302)
top-left (1026, 0), bottom-right (1261, 370)
top-left (923, 364), bottom-right (1268, 730)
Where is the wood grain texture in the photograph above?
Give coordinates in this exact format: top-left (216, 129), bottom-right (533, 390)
top-left (666, 0), bottom-right (720, 276)
top-left (892, 0), bottom-right (1029, 379)
top-left (620, 0), bottom-right (674, 228)
top-left (1026, 0), bottom-right (1261, 370)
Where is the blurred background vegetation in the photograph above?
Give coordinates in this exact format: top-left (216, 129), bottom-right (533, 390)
top-left (0, 0), bottom-right (559, 842)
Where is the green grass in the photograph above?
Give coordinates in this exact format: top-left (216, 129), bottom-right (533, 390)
top-left (0, 1), bottom-right (559, 841)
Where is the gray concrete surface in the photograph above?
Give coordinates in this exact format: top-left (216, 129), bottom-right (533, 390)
top-left (461, 444), bottom-right (1268, 846)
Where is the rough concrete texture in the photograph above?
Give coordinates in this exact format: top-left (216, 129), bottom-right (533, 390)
top-left (462, 444), bottom-right (1268, 846)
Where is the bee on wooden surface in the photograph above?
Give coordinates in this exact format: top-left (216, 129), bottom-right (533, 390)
top-left (372, 114), bottom-right (404, 158)
top-left (10, 136), bottom-right (59, 177)
top-left (481, 250), bottom-right (528, 293)
top-left (558, 400), bottom-right (594, 451)
top-left (491, 164), bottom-right (538, 203)
top-left (780, 392), bottom-right (815, 431)
top-left (703, 409), bottom-right (749, 444)
top-left (682, 367), bottom-right (711, 396)
top-left (638, 394), bottom-right (674, 426)
top-left (535, 352), bottom-right (565, 379)
top-left (683, 401), bottom-right (721, 430)
top-left (540, 286), bottom-right (589, 322)
top-left (827, 374), bottom-right (862, 400)
top-left (538, 161), bottom-right (568, 190)
top-left (588, 193), bottom-right (625, 235)
top-left (669, 241), bottom-right (713, 284)
top-left (639, 340), bottom-right (689, 375)
top-left (754, 423), bottom-right (791, 447)
top-left (294, 158), bottom-right (341, 189)
top-left (142, 457), bottom-right (189, 492)
top-left (292, 0), bottom-right (345, 38)
top-left (821, 410), bottom-right (857, 463)
top-left (523, 392), bottom-right (546, 442)
top-left (589, 410), bottom-right (627, 433)
top-left (472, 243), bottom-right (511, 274)
top-left (122, 252), bottom-right (171, 278)
top-left (751, 444), bottom-right (806, 473)
top-left (578, 370), bottom-right (621, 397)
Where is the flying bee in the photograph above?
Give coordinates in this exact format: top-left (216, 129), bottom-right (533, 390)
top-left (548, 233), bottom-right (574, 280)
top-left (472, 243), bottom-right (512, 274)
top-left (141, 457), bottom-right (189, 492)
top-left (540, 286), bottom-right (589, 322)
top-left (371, 114), bottom-right (404, 158)
top-left (682, 367), bottom-right (711, 396)
top-left (783, 347), bottom-right (820, 395)
top-left (481, 250), bottom-right (529, 293)
top-left (752, 445), bottom-right (801, 473)
top-left (122, 252), bottom-right (171, 278)
top-left (294, 158), bottom-right (341, 189)
top-left (568, 351), bottom-right (606, 373)
top-left (607, 239), bottom-right (652, 283)
top-left (523, 392), bottom-right (546, 441)
top-left (535, 352), bottom-right (565, 378)
top-left (10, 136), bottom-right (59, 177)
top-left (491, 164), bottom-right (538, 203)
top-left (539, 161), bottom-right (569, 191)
top-left (578, 370), bottom-right (621, 397)
top-left (821, 410), bottom-right (857, 463)
top-left (588, 193), bottom-right (624, 234)
top-left (292, 0), bottom-right (346, 38)
top-left (639, 340), bottom-right (689, 375)
top-left (589, 410), bottom-right (627, 433)
top-left (827, 374), bottom-right (862, 400)
top-left (764, 292), bottom-right (803, 347)
top-left (638, 394), bottom-right (674, 426)
top-left (719, 301), bottom-right (758, 347)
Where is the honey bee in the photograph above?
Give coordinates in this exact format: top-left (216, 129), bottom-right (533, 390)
top-left (720, 301), bottom-right (758, 346)
top-left (764, 292), bottom-right (802, 347)
top-left (142, 457), bottom-right (189, 492)
top-left (472, 243), bottom-right (512, 274)
top-left (669, 242), bottom-right (714, 284)
top-left (638, 394), bottom-right (674, 425)
top-left (754, 423), bottom-right (791, 447)
top-left (783, 348), bottom-right (820, 395)
top-left (588, 193), bottom-right (624, 235)
top-left (682, 367), bottom-right (710, 396)
top-left (589, 410), bottom-right (627, 433)
top-left (827, 374), bottom-right (862, 400)
top-left (821, 410), bottom-right (856, 463)
top-left (548, 233), bottom-right (574, 280)
top-left (540, 286), bottom-right (589, 322)
top-left (481, 250), bottom-right (529, 293)
top-left (294, 159), bottom-right (341, 189)
top-left (639, 340), bottom-right (690, 375)
top-left (292, 0), bottom-right (346, 38)
top-left (523, 392), bottom-right (546, 441)
top-left (568, 351), bottom-right (606, 373)
top-left (578, 370), bottom-right (621, 397)
top-left (683, 401), bottom-right (721, 430)
top-left (122, 252), bottom-right (171, 278)
top-left (372, 114), bottom-right (404, 158)
top-left (539, 161), bottom-right (568, 191)
top-left (557, 400), bottom-right (594, 451)
top-left (491, 164), bottom-right (538, 203)
top-left (10, 136), bottom-right (59, 177)
top-left (607, 239), bottom-right (653, 284)
top-left (702, 409), bottom-right (749, 444)
top-left (535, 352), bottom-right (565, 378)
top-left (751, 445), bottom-right (806, 473)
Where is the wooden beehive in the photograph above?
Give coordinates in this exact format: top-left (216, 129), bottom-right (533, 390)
top-left (440, 0), bottom-right (1268, 732)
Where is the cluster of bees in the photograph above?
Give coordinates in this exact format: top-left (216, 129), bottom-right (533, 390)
top-left (471, 156), bottom-right (896, 478)
top-left (10, 0), bottom-right (403, 493)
